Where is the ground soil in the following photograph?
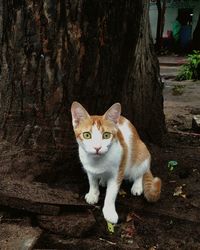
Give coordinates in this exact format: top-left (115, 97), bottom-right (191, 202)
top-left (161, 65), bottom-right (200, 133)
top-left (0, 59), bottom-right (200, 249)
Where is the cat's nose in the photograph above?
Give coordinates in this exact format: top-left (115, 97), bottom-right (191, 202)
top-left (94, 147), bottom-right (102, 153)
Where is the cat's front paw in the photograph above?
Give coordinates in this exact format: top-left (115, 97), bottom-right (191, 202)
top-left (85, 192), bottom-right (99, 204)
top-left (103, 206), bottom-right (118, 224)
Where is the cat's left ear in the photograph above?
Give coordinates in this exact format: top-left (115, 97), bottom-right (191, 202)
top-left (103, 103), bottom-right (121, 124)
top-left (71, 102), bottom-right (90, 128)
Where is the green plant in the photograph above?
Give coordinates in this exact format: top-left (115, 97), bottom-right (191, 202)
top-left (172, 84), bottom-right (185, 95)
top-left (167, 161), bottom-right (178, 172)
top-left (176, 50), bottom-right (200, 81)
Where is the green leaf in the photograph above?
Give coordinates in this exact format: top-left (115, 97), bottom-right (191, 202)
top-left (107, 221), bottom-right (115, 234)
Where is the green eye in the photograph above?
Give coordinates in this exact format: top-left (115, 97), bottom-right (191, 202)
top-left (83, 132), bottom-right (92, 139)
top-left (103, 132), bottom-right (111, 139)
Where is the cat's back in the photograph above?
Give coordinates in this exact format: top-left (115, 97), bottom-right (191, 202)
top-left (118, 116), bottom-right (140, 143)
top-left (118, 116), bottom-right (150, 166)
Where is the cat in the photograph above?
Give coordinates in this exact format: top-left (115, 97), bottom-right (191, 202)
top-left (71, 101), bottom-right (161, 224)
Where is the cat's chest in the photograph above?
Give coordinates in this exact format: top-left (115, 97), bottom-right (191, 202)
top-left (79, 143), bottom-right (122, 175)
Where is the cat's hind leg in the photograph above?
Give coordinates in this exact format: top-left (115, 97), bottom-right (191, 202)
top-left (131, 176), bottom-right (143, 196)
top-left (130, 158), bottom-right (150, 196)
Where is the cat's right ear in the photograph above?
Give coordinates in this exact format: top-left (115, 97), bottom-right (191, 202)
top-left (103, 103), bottom-right (121, 124)
top-left (71, 102), bottom-right (90, 128)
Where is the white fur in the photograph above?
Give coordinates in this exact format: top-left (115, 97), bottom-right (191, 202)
top-left (131, 176), bottom-right (143, 195)
top-left (126, 158), bottom-right (150, 181)
top-left (77, 125), bottom-right (122, 223)
top-left (84, 172), bottom-right (100, 204)
top-left (79, 139), bottom-right (122, 175)
top-left (72, 102), bottom-right (151, 223)
top-left (76, 119), bottom-right (150, 224)
top-left (78, 125), bottom-right (114, 156)
top-left (119, 121), bottom-right (150, 181)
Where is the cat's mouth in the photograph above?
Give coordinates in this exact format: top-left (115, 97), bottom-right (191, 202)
top-left (93, 152), bottom-right (102, 156)
top-left (95, 152), bottom-right (102, 156)
top-left (90, 151), bottom-right (105, 157)
top-left (84, 147), bottom-right (108, 156)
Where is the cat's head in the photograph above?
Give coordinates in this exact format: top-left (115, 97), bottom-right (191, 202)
top-left (71, 102), bottom-right (121, 156)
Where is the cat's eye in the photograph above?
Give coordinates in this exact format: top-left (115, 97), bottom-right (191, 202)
top-left (83, 132), bottom-right (92, 139)
top-left (103, 132), bottom-right (111, 139)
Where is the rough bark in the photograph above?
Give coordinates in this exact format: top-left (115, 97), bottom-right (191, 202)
top-left (0, 0), bottom-right (166, 158)
top-left (155, 0), bottom-right (166, 51)
top-left (155, 0), bottom-right (162, 50)
top-left (193, 14), bottom-right (200, 50)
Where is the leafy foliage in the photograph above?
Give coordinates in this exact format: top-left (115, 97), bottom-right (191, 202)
top-left (176, 50), bottom-right (200, 81)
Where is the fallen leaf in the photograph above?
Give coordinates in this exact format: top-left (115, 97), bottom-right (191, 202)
top-left (173, 186), bottom-right (187, 198)
top-left (126, 211), bottom-right (142, 222)
top-left (173, 186), bottom-right (183, 196)
top-left (121, 222), bottom-right (136, 239)
top-left (107, 221), bottom-right (115, 234)
top-left (149, 246), bottom-right (157, 250)
top-left (181, 194), bottom-right (186, 198)
top-left (119, 189), bottom-right (127, 197)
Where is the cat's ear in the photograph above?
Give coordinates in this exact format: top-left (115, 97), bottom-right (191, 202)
top-left (71, 102), bottom-right (90, 128)
top-left (103, 103), bottom-right (121, 124)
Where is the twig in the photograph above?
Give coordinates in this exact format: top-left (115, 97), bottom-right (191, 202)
top-left (170, 131), bottom-right (200, 137)
top-left (99, 238), bottom-right (116, 245)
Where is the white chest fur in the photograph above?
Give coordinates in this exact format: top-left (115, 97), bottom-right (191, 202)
top-left (79, 140), bottom-right (123, 176)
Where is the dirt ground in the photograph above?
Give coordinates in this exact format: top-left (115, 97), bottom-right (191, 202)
top-left (0, 59), bottom-right (200, 249)
top-left (161, 64), bottom-right (200, 133)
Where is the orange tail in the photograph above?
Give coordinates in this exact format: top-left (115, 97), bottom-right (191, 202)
top-left (143, 170), bottom-right (161, 202)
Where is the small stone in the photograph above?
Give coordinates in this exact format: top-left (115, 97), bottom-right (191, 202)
top-left (0, 223), bottom-right (42, 250)
top-left (192, 115), bottom-right (200, 133)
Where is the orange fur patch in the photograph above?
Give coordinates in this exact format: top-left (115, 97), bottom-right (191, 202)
top-left (74, 116), bottom-right (118, 139)
top-left (127, 121), bottom-right (151, 166)
top-left (143, 171), bottom-right (161, 202)
top-left (117, 130), bottom-right (128, 184)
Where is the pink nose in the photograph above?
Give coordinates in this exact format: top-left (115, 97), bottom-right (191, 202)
top-left (94, 147), bottom-right (101, 153)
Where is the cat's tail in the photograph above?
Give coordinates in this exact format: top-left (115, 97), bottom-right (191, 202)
top-left (143, 170), bottom-right (161, 202)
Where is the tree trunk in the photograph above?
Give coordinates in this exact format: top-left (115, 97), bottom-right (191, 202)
top-left (155, 0), bottom-right (162, 50)
top-left (155, 0), bottom-right (166, 51)
top-left (193, 14), bottom-right (200, 50)
top-left (160, 0), bottom-right (166, 40)
top-left (0, 0), bottom-right (166, 158)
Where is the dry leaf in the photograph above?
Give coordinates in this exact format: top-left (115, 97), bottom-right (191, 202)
top-left (173, 186), bottom-right (186, 198)
top-left (121, 223), bottom-right (136, 239)
top-left (149, 246), bottom-right (157, 250)
top-left (119, 189), bottom-right (127, 197)
top-left (126, 211), bottom-right (142, 222)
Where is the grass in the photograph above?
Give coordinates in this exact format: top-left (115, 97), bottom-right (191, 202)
top-left (172, 84), bottom-right (185, 95)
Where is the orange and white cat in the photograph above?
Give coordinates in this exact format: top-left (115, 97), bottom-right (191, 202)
top-left (71, 102), bottom-right (161, 224)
